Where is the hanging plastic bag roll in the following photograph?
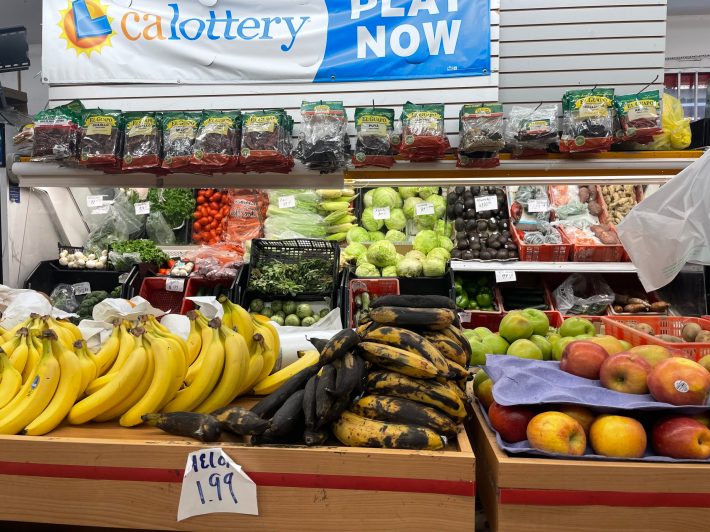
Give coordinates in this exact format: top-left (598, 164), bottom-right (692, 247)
top-left (270, 308), bottom-right (343, 370)
top-left (617, 150), bottom-right (710, 292)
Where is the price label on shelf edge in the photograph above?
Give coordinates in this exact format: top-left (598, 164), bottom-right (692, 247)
top-left (373, 207), bottom-right (391, 220)
top-left (72, 282), bottom-right (91, 296)
top-left (527, 198), bottom-right (550, 213)
top-left (277, 195), bottom-right (296, 209)
top-left (415, 202), bottom-right (435, 216)
top-left (166, 278), bottom-right (185, 292)
top-left (177, 448), bottom-right (258, 521)
top-left (474, 195), bottom-right (497, 212)
top-left (495, 270), bottom-right (517, 283)
top-left (86, 195), bottom-right (104, 208)
top-left (135, 202), bottom-right (151, 215)
top-left (458, 312), bottom-right (472, 324)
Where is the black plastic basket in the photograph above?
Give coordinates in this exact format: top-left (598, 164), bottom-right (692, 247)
top-left (24, 260), bottom-right (125, 297)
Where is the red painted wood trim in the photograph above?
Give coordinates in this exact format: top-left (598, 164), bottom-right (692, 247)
top-left (501, 488), bottom-right (710, 508)
top-left (0, 461), bottom-right (474, 497)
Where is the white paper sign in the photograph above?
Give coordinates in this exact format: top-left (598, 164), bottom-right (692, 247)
top-left (474, 195), bottom-right (497, 212)
top-left (495, 270), bottom-right (517, 283)
top-left (72, 282), bottom-right (92, 296)
top-left (527, 199), bottom-right (550, 213)
top-left (135, 202), bottom-right (151, 215)
top-left (278, 195), bottom-right (296, 209)
top-left (86, 195), bottom-right (104, 208)
top-left (373, 207), bottom-right (390, 220)
top-left (458, 311), bottom-right (472, 323)
top-left (415, 202), bottom-right (435, 216)
top-left (166, 278), bottom-right (185, 292)
top-left (178, 448), bottom-right (259, 521)
top-left (91, 206), bottom-right (110, 215)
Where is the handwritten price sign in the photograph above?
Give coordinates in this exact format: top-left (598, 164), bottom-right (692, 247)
top-left (178, 448), bottom-right (258, 521)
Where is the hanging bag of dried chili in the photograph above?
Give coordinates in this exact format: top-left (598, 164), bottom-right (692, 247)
top-left (161, 111), bottom-right (201, 171)
top-left (295, 101), bottom-right (350, 173)
top-left (352, 107), bottom-right (395, 168)
top-left (240, 109), bottom-right (293, 174)
top-left (31, 100), bottom-right (83, 162)
top-left (190, 110), bottom-right (241, 172)
top-left (457, 103), bottom-right (505, 168)
top-left (122, 112), bottom-right (161, 171)
top-left (399, 102), bottom-right (449, 162)
top-left (614, 91), bottom-right (662, 145)
top-left (78, 109), bottom-right (122, 168)
top-left (504, 104), bottom-right (560, 158)
top-left (560, 88), bottom-right (615, 153)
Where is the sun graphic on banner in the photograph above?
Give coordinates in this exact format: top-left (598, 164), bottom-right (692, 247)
top-left (58, 0), bottom-right (115, 56)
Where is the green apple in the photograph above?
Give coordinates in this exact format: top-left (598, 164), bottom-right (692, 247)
top-left (546, 333), bottom-right (562, 345)
top-left (499, 311), bottom-right (534, 342)
top-left (560, 317), bottom-right (596, 337)
top-left (529, 334), bottom-right (552, 360)
top-left (507, 339), bottom-right (544, 360)
top-left (463, 329), bottom-right (481, 343)
top-left (468, 337), bottom-right (487, 366)
top-left (473, 369), bottom-right (490, 393)
top-left (619, 339), bottom-right (633, 351)
top-left (521, 308), bottom-right (550, 336)
top-left (551, 336), bottom-right (577, 361)
top-left (472, 326), bottom-right (494, 338)
top-left (481, 334), bottom-right (509, 355)
top-left (575, 334), bottom-right (594, 340)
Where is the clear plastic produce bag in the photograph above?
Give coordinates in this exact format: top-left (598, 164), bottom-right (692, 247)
top-left (50, 284), bottom-right (79, 313)
top-left (295, 101), bottom-right (350, 173)
top-left (505, 104), bottom-right (559, 157)
top-left (553, 273), bottom-right (615, 315)
top-left (112, 189), bottom-right (144, 238)
top-left (85, 206), bottom-right (129, 252)
top-left (146, 211), bottom-right (176, 245)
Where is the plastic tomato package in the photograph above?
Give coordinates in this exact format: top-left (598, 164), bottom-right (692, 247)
top-left (560, 88), bottom-right (615, 153)
top-left (399, 102), bottom-right (449, 162)
top-left (457, 103), bottom-right (505, 168)
top-left (191, 189), bottom-right (231, 245)
top-left (184, 243), bottom-right (244, 280)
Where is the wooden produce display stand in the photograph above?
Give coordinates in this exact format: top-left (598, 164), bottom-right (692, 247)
top-left (469, 403), bottom-right (710, 532)
top-left (0, 419), bottom-right (475, 531)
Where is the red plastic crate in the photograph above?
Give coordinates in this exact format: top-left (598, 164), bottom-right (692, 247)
top-left (566, 226), bottom-right (626, 262)
top-left (349, 278), bottom-right (399, 327)
top-left (513, 226), bottom-right (572, 262)
top-left (139, 277), bottom-right (185, 314)
top-left (179, 277), bottom-right (235, 315)
top-left (602, 316), bottom-right (710, 361)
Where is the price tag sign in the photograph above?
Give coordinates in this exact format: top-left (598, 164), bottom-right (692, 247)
top-left (415, 202), bottom-right (435, 216)
top-left (135, 202), bottom-right (151, 215)
top-left (277, 195), bottom-right (296, 209)
top-left (166, 278), bottom-right (185, 292)
top-left (495, 270), bottom-right (517, 283)
top-left (528, 199), bottom-right (550, 213)
top-left (373, 207), bottom-right (390, 220)
top-left (91, 206), bottom-right (110, 215)
top-left (474, 195), bottom-right (498, 212)
top-left (86, 195), bottom-right (104, 208)
top-left (72, 282), bottom-right (91, 296)
top-left (458, 311), bottom-right (472, 324)
top-left (178, 448), bottom-right (258, 521)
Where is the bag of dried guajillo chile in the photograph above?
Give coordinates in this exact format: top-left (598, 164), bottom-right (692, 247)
top-left (296, 101), bottom-right (350, 173)
top-left (399, 102), bottom-right (449, 162)
top-left (560, 88), bottom-right (615, 153)
top-left (79, 109), bottom-right (122, 168)
top-left (353, 107), bottom-right (395, 168)
top-left (190, 110), bottom-right (241, 172)
top-left (614, 91), bottom-right (662, 144)
top-left (240, 109), bottom-right (294, 174)
top-left (457, 103), bottom-right (505, 168)
top-left (161, 111), bottom-right (201, 170)
top-left (122, 112), bottom-right (161, 171)
top-left (31, 100), bottom-right (84, 161)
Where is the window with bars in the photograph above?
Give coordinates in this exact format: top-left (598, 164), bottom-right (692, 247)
top-left (664, 72), bottom-right (710, 120)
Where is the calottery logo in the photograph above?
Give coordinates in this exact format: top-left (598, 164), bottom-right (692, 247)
top-left (59, 0), bottom-right (114, 56)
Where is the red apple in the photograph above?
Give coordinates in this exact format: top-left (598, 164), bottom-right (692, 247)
top-left (526, 411), bottom-right (587, 456)
top-left (647, 358), bottom-right (710, 406)
top-left (652, 417), bottom-right (710, 459)
top-left (599, 352), bottom-right (652, 394)
top-left (489, 401), bottom-right (537, 443)
top-left (628, 345), bottom-right (671, 367)
top-left (560, 341), bottom-right (609, 380)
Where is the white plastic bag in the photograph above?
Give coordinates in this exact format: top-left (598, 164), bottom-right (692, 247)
top-left (617, 151), bottom-right (710, 291)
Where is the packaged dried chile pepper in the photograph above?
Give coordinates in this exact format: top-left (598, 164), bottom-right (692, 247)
top-left (505, 104), bottom-right (560, 157)
top-left (560, 88), bottom-right (615, 153)
top-left (161, 111), bottom-right (201, 170)
top-left (122, 112), bottom-right (161, 171)
top-left (614, 91), bottom-right (662, 144)
top-left (240, 109), bottom-right (294, 174)
top-left (295, 101), bottom-right (350, 173)
top-left (457, 103), bottom-right (505, 168)
top-left (79, 109), bottom-right (122, 168)
top-left (399, 102), bottom-right (449, 162)
top-left (190, 110), bottom-right (241, 172)
top-left (31, 100), bottom-right (84, 161)
top-left (353, 107), bottom-right (395, 168)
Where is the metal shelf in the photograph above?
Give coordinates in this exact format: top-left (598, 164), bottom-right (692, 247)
top-left (450, 261), bottom-right (638, 273)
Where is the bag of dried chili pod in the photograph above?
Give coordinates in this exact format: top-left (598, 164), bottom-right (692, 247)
top-left (352, 107), bottom-right (395, 168)
top-left (161, 111), bottom-right (201, 171)
top-left (79, 109), bottom-right (122, 168)
top-left (614, 91), bottom-right (662, 145)
top-left (399, 102), bottom-right (449, 162)
top-left (505, 104), bottom-right (560, 158)
top-left (240, 109), bottom-right (293, 174)
top-left (31, 100), bottom-right (83, 161)
top-left (122, 112), bottom-right (161, 171)
top-left (190, 110), bottom-right (241, 172)
top-left (457, 103), bottom-right (505, 168)
top-left (295, 101), bottom-right (350, 173)
top-left (560, 88), bottom-right (615, 153)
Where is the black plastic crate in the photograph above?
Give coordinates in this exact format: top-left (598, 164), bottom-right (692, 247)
top-left (24, 260), bottom-right (125, 297)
